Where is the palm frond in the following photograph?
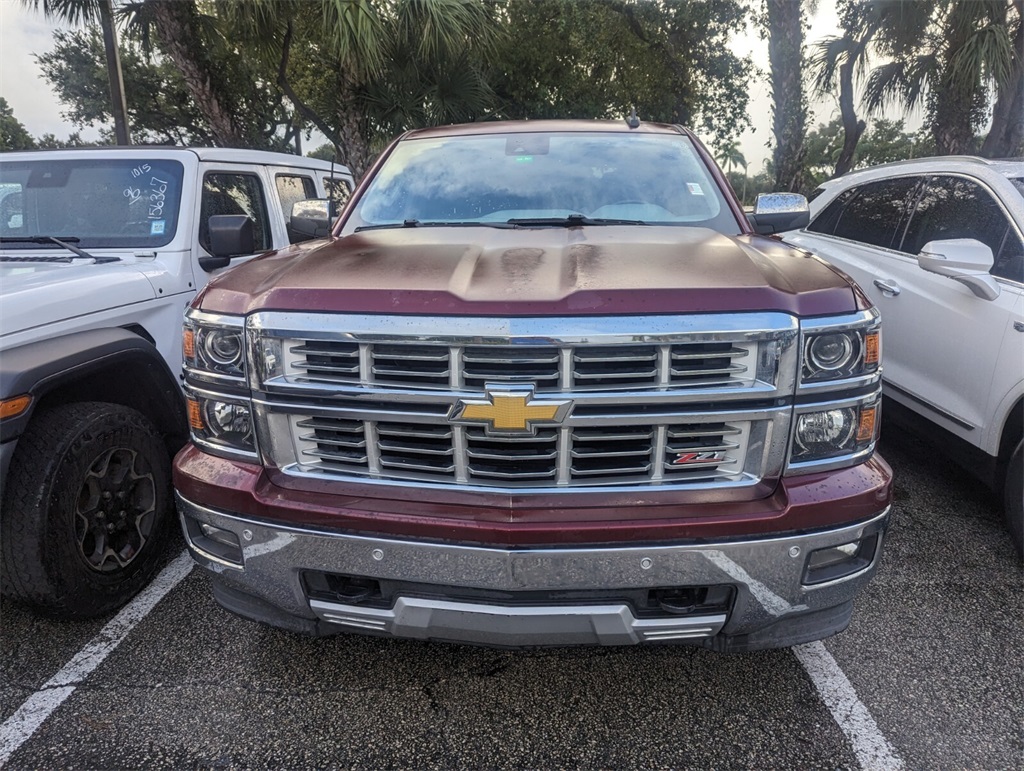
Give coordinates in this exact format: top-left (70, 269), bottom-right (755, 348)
top-left (20, 0), bottom-right (102, 26)
top-left (809, 36), bottom-right (853, 96)
top-left (950, 24), bottom-right (1014, 88)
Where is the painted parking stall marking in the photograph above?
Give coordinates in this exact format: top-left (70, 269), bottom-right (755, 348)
top-left (0, 552), bottom-right (193, 767)
top-left (795, 641), bottom-right (905, 770)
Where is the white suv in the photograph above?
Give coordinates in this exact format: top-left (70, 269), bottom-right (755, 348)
top-left (0, 147), bottom-right (354, 616)
top-left (783, 156), bottom-right (1023, 556)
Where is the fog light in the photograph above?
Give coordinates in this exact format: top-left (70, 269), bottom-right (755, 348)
top-left (186, 517), bottom-right (243, 565)
top-left (804, 534), bottom-right (878, 585)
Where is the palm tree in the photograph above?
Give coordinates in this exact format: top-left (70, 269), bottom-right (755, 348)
top-left (715, 140), bottom-right (749, 202)
top-left (809, 1), bottom-right (905, 177)
top-left (221, 0), bottom-right (498, 176)
top-left (23, 0), bottom-right (130, 144)
top-left (863, 0), bottom-right (1019, 155)
top-left (980, 0), bottom-right (1023, 157)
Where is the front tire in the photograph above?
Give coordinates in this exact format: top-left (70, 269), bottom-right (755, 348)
top-left (1, 402), bottom-right (173, 618)
top-left (1005, 440), bottom-right (1023, 559)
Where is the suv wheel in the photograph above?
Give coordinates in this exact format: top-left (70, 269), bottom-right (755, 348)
top-left (1, 402), bottom-right (173, 617)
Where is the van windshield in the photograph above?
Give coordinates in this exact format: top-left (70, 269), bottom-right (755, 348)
top-left (343, 132), bottom-right (739, 235)
top-left (0, 158), bottom-right (185, 248)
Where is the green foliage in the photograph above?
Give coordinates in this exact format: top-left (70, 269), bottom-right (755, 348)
top-left (0, 98), bottom-right (36, 151)
top-left (486, 0), bottom-right (752, 149)
top-left (36, 28), bottom-right (208, 144)
top-left (307, 143), bottom-right (338, 162)
top-left (803, 117), bottom-right (940, 187)
top-left (28, 0), bottom-right (754, 170)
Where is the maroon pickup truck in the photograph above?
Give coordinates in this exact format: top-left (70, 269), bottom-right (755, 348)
top-left (173, 120), bottom-right (892, 651)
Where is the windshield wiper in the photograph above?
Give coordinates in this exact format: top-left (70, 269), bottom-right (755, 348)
top-left (355, 219), bottom-right (516, 232)
top-left (0, 235), bottom-right (117, 263)
top-left (506, 214), bottom-right (649, 227)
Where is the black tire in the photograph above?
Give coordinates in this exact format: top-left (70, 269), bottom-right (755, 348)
top-left (1, 402), bottom-right (173, 618)
top-left (1005, 440), bottom-right (1023, 560)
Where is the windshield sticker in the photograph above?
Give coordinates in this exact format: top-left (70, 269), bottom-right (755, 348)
top-left (687, 182), bottom-right (705, 196)
top-left (150, 220), bottom-right (166, 236)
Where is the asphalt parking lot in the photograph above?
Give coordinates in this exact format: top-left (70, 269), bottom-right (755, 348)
top-left (2, 425), bottom-right (1022, 770)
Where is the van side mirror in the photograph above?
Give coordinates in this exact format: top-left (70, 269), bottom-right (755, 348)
top-left (748, 193), bottom-right (810, 235)
top-left (917, 238), bottom-right (1000, 301)
top-left (289, 198), bottom-right (336, 243)
top-left (200, 214), bottom-right (255, 271)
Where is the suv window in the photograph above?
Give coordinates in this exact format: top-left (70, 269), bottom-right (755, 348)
top-left (822, 177), bottom-right (920, 249)
top-left (199, 172), bottom-right (271, 253)
top-left (323, 176), bottom-right (352, 209)
top-left (901, 175), bottom-right (1023, 283)
top-left (275, 174), bottom-right (316, 221)
top-left (0, 159), bottom-right (185, 248)
top-left (807, 189), bottom-right (855, 236)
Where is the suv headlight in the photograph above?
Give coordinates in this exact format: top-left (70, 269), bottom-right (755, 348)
top-left (800, 312), bottom-right (880, 387)
top-left (183, 310), bottom-right (246, 381)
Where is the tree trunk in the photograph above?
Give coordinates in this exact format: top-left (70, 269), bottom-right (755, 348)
top-left (98, 0), bottom-right (130, 145)
top-left (832, 52), bottom-right (865, 177)
top-left (334, 71), bottom-right (373, 180)
top-left (146, 0), bottom-right (246, 147)
top-left (832, 21), bottom-right (880, 178)
top-left (767, 0), bottom-right (806, 192)
top-left (980, 0), bottom-right (1023, 157)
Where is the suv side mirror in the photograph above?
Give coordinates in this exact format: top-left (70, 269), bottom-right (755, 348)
top-left (917, 238), bottom-right (1000, 301)
top-left (748, 193), bottom-right (810, 235)
top-left (201, 214), bottom-right (255, 271)
top-left (289, 198), bottom-right (336, 243)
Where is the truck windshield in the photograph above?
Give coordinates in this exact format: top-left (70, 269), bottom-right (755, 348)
top-left (0, 159), bottom-right (185, 248)
top-left (343, 132), bottom-right (739, 235)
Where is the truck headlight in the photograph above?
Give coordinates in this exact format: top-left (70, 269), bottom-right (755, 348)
top-left (183, 310), bottom-right (246, 381)
top-left (802, 327), bottom-right (879, 382)
top-left (788, 397), bottom-right (879, 471)
top-left (187, 393), bottom-right (256, 458)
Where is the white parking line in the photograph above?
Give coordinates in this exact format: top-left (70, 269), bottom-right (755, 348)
top-left (794, 640), bottom-right (904, 770)
top-left (0, 551), bottom-right (193, 767)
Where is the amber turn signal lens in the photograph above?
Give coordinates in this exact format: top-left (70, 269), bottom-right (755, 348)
top-left (864, 331), bottom-right (880, 366)
top-left (0, 394), bottom-right (32, 420)
top-left (183, 328), bottom-right (195, 359)
top-left (856, 405), bottom-right (877, 443)
top-left (187, 398), bottom-right (204, 431)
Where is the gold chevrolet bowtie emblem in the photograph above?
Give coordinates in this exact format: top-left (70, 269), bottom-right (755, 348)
top-left (449, 387), bottom-right (571, 435)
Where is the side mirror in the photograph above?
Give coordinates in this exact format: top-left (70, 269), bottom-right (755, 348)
top-left (200, 214), bottom-right (255, 271)
top-left (748, 193), bottom-right (810, 235)
top-left (289, 198), bottom-right (336, 243)
top-left (917, 238), bottom-right (1000, 301)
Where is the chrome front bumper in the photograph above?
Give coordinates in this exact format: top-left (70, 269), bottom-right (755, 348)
top-left (177, 494), bottom-right (889, 648)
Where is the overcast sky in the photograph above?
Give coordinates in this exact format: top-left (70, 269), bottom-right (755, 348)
top-left (1, 1), bottom-right (921, 171)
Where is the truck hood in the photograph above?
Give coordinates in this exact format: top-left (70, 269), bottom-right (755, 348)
top-left (0, 257), bottom-right (156, 337)
top-left (199, 226), bottom-right (859, 317)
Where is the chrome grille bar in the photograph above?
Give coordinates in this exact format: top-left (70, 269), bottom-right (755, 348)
top-left (252, 312), bottom-right (798, 494)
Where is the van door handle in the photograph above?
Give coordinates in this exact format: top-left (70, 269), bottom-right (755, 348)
top-left (873, 279), bottom-right (901, 297)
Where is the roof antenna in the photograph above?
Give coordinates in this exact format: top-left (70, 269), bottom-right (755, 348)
top-left (626, 106), bottom-right (640, 129)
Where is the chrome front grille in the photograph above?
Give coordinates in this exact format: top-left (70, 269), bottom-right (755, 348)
top-left (286, 413), bottom-right (756, 488)
top-left (285, 340), bottom-right (753, 392)
top-left (251, 312), bottom-right (799, 494)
